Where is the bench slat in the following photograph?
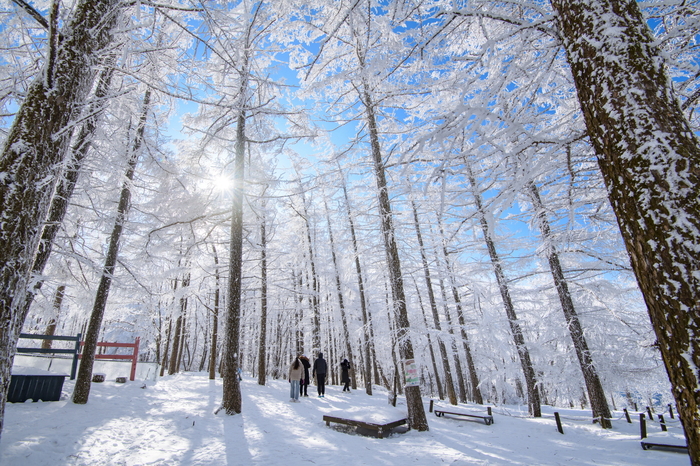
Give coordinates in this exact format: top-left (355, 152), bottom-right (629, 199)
top-left (641, 442), bottom-right (688, 452)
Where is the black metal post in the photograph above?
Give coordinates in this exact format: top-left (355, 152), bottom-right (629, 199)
top-left (554, 412), bottom-right (564, 434)
top-left (71, 333), bottom-right (81, 380)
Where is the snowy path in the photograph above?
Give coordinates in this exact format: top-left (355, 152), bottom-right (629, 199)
top-left (0, 373), bottom-right (689, 465)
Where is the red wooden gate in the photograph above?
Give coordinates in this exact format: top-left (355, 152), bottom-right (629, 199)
top-left (80, 337), bottom-right (140, 381)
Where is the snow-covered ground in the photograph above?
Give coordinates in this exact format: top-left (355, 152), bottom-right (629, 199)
top-left (0, 372), bottom-right (689, 465)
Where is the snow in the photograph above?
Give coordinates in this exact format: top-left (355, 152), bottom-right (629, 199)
top-left (10, 366), bottom-right (69, 377)
top-left (0, 372), bottom-right (689, 466)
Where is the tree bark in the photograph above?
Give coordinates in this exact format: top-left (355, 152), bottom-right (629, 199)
top-left (221, 110), bottom-right (246, 415)
top-left (72, 89), bottom-right (150, 405)
top-left (257, 211), bottom-right (268, 386)
top-left (0, 0), bottom-right (122, 433)
top-left (41, 285), bottom-right (66, 350)
top-left (551, 0), bottom-right (700, 458)
top-left (160, 317), bottom-right (171, 377)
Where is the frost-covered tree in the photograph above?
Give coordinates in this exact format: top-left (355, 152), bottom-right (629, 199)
top-left (550, 0), bottom-right (700, 459)
top-left (0, 0), bottom-right (124, 436)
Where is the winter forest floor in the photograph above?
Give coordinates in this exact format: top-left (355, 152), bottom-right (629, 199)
top-left (0, 372), bottom-right (689, 466)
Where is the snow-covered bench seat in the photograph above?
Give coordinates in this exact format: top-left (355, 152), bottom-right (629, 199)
top-left (322, 413), bottom-right (408, 438)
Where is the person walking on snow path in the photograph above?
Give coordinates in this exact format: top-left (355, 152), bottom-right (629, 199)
top-left (299, 354), bottom-right (311, 397)
top-left (289, 356), bottom-right (303, 402)
top-left (312, 352), bottom-right (327, 397)
top-left (340, 358), bottom-right (351, 392)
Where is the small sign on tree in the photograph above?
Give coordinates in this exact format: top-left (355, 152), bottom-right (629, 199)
top-left (404, 359), bottom-right (419, 387)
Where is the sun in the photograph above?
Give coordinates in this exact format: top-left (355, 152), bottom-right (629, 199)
top-left (212, 174), bottom-right (234, 192)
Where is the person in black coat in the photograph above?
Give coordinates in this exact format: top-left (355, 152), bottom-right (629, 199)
top-left (340, 358), bottom-right (351, 392)
top-left (312, 352), bottom-right (327, 397)
top-left (299, 354), bottom-right (311, 397)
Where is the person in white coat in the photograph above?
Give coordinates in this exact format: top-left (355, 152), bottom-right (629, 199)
top-left (288, 357), bottom-right (303, 402)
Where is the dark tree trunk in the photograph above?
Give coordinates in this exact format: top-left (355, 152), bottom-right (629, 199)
top-left (41, 285), bottom-right (66, 350)
top-left (160, 318), bottom-right (171, 377)
top-left (209, 245), bottom-right (220, 380)
top-left (413, 278), bottom-right (444, 400)
top-left (169, 315), bottom-right (182, 374)
top-left (325, 200), bottom-right (356, 390)
top-left (257, 212), bottom-right (268, 386)
top-left (169, 274), bottom-right (190, 375)
top-left (0, 0), bottom-right (122, 433)
top-left (362, 86), bottom-right (428, 431)
top-left (527, 181), bottom-right (611, 426)
top-left (551, 0), bottom-right (700, 459)
top-left (299, 199), bottom-right (321, 354)
top-left (221, 110), bottom-right (246, 415)
top-left (340, 176), bottom-right (373, 395)
top-left (466, 164), bottom-right (541, 417)
top-left (73, 89), bottom-right (150, 405)
top-left (176, 309), bottom-right (187, 371)
top-left (437, 278), bottom-right (468, 404)
top-left (412, 201), bottom-right (457, 405)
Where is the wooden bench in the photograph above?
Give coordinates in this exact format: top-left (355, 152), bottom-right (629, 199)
top-left (641, 442), bottom-right (688, 453)
top-left (434, 410), bottom-right (494, 425)
top-left (323, 415), bottom-right (407, 438)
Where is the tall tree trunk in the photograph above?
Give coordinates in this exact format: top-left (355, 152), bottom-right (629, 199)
top-left (298, 198), bottom-right (321, 354)
top-left (340, 175), bottom-right (373, 395)
top-left (41, 285), bottom-right (66, 350)
top-left (169, 274), bottom-right (190, 375)
top-left (361, 87), bottom-right (428, 430)
top-left (466, 164), bottom-right (541, 417)
top-left (412, 201), bottom-right (457, 405)
top-left (160, 318), bottom-right (171, 377)
top-left (437, 277), bottom-right (468, 404)
top-left (257, 210), bottom-right (268, 386)
top-left (552, 1), bottom-right (700, 458)
top-left (292, 268), bottom-right (304, 355)
top-left (361, 86), bottom-right (428, 430)
top-left (176, 307), bottom-right (187, 372)
top-left (72, 89), bottom-right (150, 404)
top-left (438, 234), bottom-right (483, 405)
top-left (209, 245), bottom-right (220, 380)
top-left (0, 0), bottom-right (122, 434)
top-left (413, 278), bottom-right (444, 400)
top-left (221, 110), bottom-right (246, 415)
top-left (527, 181), bottom-right (611, 426)
top-left (324, 200), bottom-right (356, 389)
